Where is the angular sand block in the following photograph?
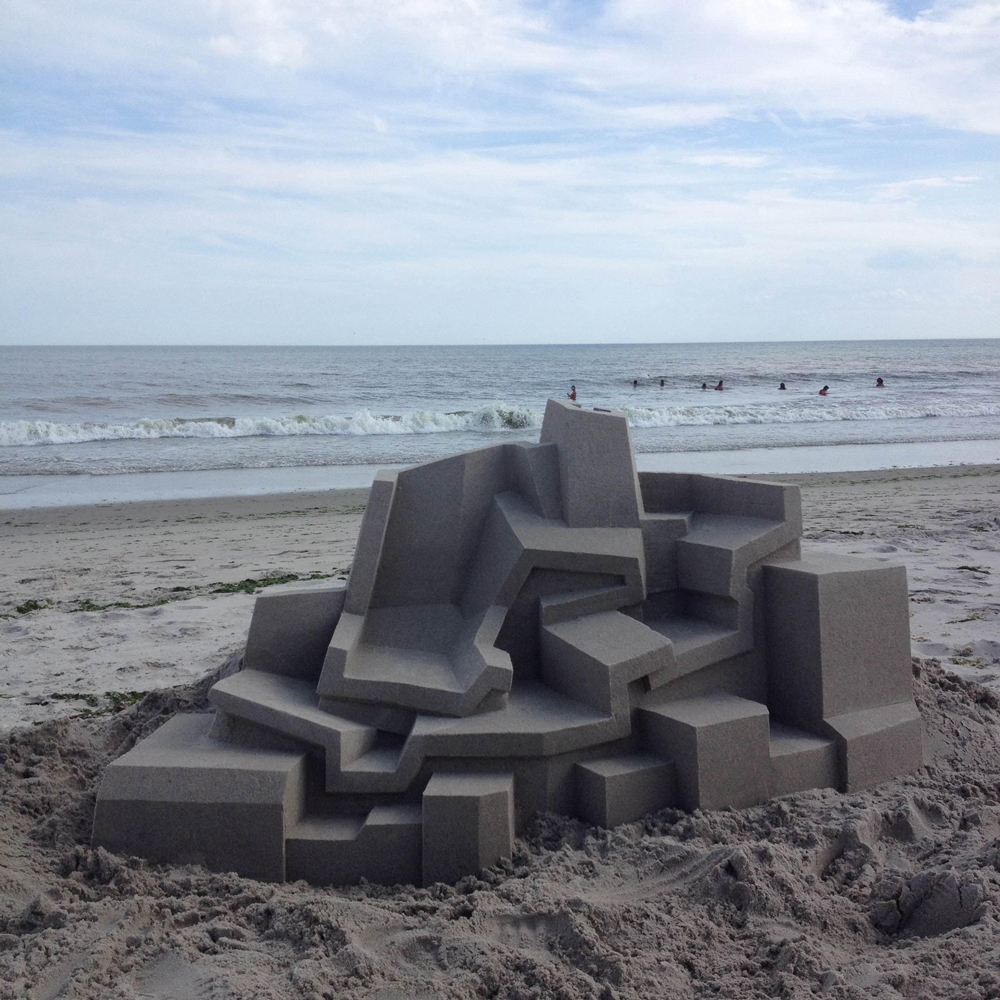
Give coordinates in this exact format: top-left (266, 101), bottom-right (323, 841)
top-left (540, 400), bottom-right (641, 529)
top-left (822, 701), bottom-right (923, 793)
top-left (93, 713), bottom-right (306, 882)
top-left (764, 554), bottom-right (913, 727)
top-left (640, 693), bottom-right (771, 811)
top-left (244, 579), bottom-right (347, 682)
top-left (94, 399), bottom-right (922, 886)
top-left (422, 772), bottom-right (514, 886)
top-left (575, 753), bottom-right (675, 827)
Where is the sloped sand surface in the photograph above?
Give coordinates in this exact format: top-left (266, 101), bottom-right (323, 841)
top-left (1, 659), bottom-right (999, 998)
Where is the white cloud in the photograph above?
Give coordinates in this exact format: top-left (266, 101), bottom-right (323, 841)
top-left (2, 1), bottom-right (999, 342)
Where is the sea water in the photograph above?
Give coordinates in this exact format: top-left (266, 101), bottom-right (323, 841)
top-left (2, 340), bottom-right (999, 507)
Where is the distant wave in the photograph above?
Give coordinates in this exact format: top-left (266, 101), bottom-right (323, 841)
top-left (621, 399), bottom-right (1000, 428)
top-left (0, 403), bottom-right (542, 446)
top-left (3, 398), bottom-right (1000, 447)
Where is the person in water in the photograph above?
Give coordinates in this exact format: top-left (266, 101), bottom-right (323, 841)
top-left (567, 385), bottom-right (577, 401)
top-left (701, 383), bottom-right (707, 390)
top-left (714, 380), bottom-right (724, 391)
top-left (633, 379), bottom-right (638, 388)
top-left (876, 377), bottom-right (885, 388)
top-left (660, 378), bottom-right (665, 387)
top-left (819, 385), bottom-right (829, 396)
top-left (779, 382), bottom-right (786, 390)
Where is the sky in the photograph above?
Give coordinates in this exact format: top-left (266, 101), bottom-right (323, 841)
top-left (1, 0), bottom-right (999, 345)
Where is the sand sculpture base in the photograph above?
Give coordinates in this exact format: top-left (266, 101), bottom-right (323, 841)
top-left (93, 400), bottom-right (922, 885)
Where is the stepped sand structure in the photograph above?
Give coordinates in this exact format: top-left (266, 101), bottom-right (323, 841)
top-left (93, 401), bottom-right (923, 886)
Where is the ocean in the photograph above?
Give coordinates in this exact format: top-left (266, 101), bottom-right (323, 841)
top-left (2, 340), bottom-right (999, 507)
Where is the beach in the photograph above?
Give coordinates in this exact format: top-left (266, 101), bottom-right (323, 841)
top-left (3, 464), bottom-right (998, 729)
top-left (1, 462), bottom-right (999, 997)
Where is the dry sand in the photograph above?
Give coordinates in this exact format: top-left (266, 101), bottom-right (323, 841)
top-left (1, 464), bottom-right (999, 998)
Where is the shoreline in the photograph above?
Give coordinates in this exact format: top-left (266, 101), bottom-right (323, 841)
top-left (2, 461), bottom-right (999, 520)
top-left (3, 437), bottom-right (999, 510)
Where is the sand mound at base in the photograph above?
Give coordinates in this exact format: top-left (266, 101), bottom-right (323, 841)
top-left (2, 658), bottom-right (1000, 999)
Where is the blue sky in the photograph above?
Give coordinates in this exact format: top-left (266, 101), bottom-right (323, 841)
top-left (1, 0), bottom-right (998, 345)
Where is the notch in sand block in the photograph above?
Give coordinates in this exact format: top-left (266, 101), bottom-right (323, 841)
top-left (422, 772), bottom-right (514, 886)
top-left (575, 753), bottom-right (675, 827)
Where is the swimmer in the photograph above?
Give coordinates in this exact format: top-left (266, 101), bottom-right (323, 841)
top-left (633, 379), bottom-right (638, 388)
top-left (567, 385), bottom-right (577, 401)
top-left (819, 385), bottom-right (829, 396)
top-left (714, 380), bottom-right (724, 391)
top-left (779, 382), bottom-right (786, 390)
top-left (660, 378), bottom-right (664, 387)
top-left (701, 383), bottom-right (707, 390)
top-left (876, 377), bottom-right (885, 388)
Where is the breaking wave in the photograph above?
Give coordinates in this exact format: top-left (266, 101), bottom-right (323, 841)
top-left (0, 403), bottom-right (542, 447)
top-left (3, 398), bottom-right (1000, 447)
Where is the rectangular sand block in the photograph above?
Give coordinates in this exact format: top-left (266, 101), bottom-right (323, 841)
top-left (422, 772), bottom-right (514, 885)
top-left (768, 722), bottom-right (837, 797)
top-left (575, 753), bottom-right (675, 827)
top-left (92, 713), bottom-right (307, 882)
top-left (245, 580), bottom-right (347, 682)
top-left (764, 554), bottom-right (912, 726)
top-left (822, 700), bottom-right (923, 793)
top-left (640, 693), bottom-right (770, 811)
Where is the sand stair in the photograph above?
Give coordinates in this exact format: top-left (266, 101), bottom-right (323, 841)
top-left (767, 721), bottom-right (838, 796)
top-left (639, 511), bottom-right (793, 682)
top-left (637, 692), bottom-right (840, 809)
top-left (209, 670), bottom-right (378, 772)
top-left (285, 805), bottom-right (423, 886)
top-left (539, 609), bottom-right (675, 714)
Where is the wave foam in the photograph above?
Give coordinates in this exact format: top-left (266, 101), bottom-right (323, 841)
top-left (0, 403), bottom-right (543, 447)
top-left (3, 398), bottom-right (999, 447)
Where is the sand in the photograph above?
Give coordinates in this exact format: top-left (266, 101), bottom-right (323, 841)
top-left (1, 463), bottom-right (999, 997)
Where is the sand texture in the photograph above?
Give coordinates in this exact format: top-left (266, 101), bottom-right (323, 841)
top-left (1, 491), bottom-right (365, 729)
top-left (1, 464), bottom-right (999, 997)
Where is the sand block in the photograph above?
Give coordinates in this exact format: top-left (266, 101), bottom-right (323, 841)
top-left (640, 693), bottom-right (770, 810)
top-left (540, 610), bottom-right (674, 714)
top-left (209, 670), bottom-right (377, 777)
top-left (677, 514), bottom-right (787, 598)
top-left (768, 722), bottom-right (837, 797)
top-left (285, 805), bottom-right (422, 886)
top-left (540, 399), bottom-right (642, 529)
top-left (575, 753), bottom-right (675, 827)
top-left (245, 580), bottom-right (347, 682)
top-left (640, 512), bottom-right (690, 592)
top-left (822, 701), bottom-right (923, 793)
top-left (764, 553), bottom-right (913, 726)
top-left (508, 442), bottom-right (562, 520)
top-left (344, 470), bottom-right (397, 615)
top-left (92, 713), bottom-right (306, 882)
top-left (422, 772), bottom-right (514, 885)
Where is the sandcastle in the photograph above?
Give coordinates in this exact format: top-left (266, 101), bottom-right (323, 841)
top-left (93, 400), bottom-right (923, 886)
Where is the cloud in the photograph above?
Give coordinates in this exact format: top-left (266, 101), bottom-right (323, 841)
top-left (2, 1), bottom-right (999, 343)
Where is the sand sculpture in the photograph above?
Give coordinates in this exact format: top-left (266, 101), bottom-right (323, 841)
top-left (93, 400), bottom-right (923, 886)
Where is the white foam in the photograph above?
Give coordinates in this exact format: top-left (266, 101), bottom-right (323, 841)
top-left (3, 398), bottom-right (999, 448)
top-left (0, 403), bottom-right (542, 447)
